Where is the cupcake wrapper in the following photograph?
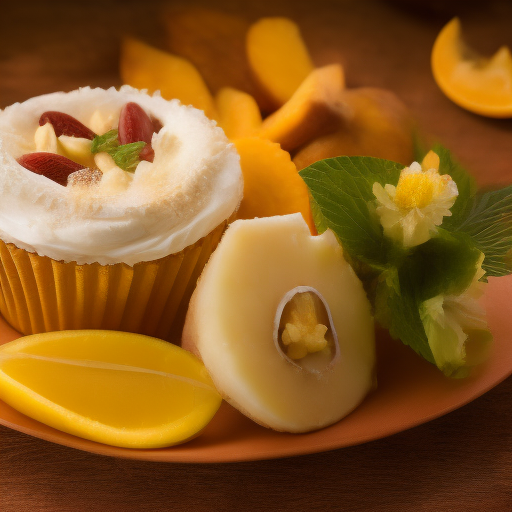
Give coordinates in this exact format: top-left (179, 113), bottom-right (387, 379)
top-left (0, 220), bottom-right (227, 342)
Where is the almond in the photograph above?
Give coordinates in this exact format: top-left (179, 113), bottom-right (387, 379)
top-left (118, 102), bottom-right (155, 162)
top-left (39, 111), bottom-right (96, 140)
top-left (17, 152), bottom-right (85, 186)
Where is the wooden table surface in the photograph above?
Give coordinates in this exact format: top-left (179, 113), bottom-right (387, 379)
top-left (0, 1), bottom-right (511, 510)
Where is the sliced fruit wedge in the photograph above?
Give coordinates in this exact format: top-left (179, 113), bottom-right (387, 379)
top-left (0, 330), bottom-right (221, 448)
top-left (432, 18), bottom-right (512, 118)
top-left (182, 214), bottom-right (376, 433)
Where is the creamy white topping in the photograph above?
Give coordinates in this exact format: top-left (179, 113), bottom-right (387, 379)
top-left (0, 86), bottom-right (243, 265)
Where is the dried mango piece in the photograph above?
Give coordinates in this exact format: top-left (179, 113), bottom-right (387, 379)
top-left (0, 330), bottom-right (221, 448)
top-left (234, 137), bottom-right (314, 233)
top-left (258, 64), bottom-right (345, 152)
top-left (215, 87), bottom-right (262, 140)
top-left (247, 17), bottom-right (315, 109)
top-left (294, 88), bottom-right (414, 170)
top-left (432, 18), bottom-right (512, 118)
top-left (120, 37), bottom-right (217, 120)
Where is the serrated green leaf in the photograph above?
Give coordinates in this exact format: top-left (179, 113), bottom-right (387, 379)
top-left (299, 156), bottom-right (403, 267)
top-left (111, 141), bottom-right (146, 173)
top-left (91, 129), bottom-right (119, 154)
top-left (452, 186), bottom-right (512, 277)
top-left (376, 268), bottom-right (435, 365)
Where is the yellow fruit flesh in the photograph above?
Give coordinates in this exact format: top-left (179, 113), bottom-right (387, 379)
top-left (183, 214), bottom-right (375, 433)
top-left (431, 18), bottom-right (512, 118)
top-left (0, 331), bottom-right (221, 448)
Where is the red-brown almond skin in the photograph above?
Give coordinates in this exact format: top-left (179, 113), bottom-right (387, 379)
top-left (118, 102), bottom-right (155, 162)
top-left (17, 152), bottom-right (85, 186)
top-left (39, 111), bottom-right (96, 140)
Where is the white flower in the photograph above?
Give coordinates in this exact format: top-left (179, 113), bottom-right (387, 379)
top-left (420, 253), bottom-right (491, 377)
top-left (372, 151), bottom-right (459, 247)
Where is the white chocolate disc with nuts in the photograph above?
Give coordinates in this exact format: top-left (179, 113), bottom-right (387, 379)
top-left (182, 213), bottom-right (376, 433)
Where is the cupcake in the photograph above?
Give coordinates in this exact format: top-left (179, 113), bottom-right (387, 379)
top-left (0, 86), bottom-right (243, 342)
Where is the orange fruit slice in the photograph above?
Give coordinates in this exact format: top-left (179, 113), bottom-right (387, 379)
top-left (234, 137), bottom-right (315, 233)
top-left (431, 18), bottom-right (512, 118)
top-left (0, 330), bottom-right (221, 448)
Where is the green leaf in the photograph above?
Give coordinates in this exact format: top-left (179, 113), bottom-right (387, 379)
top-left (91, 129), bottom-right (119, 154)
top-left (375, 267), bottom-right (435, 365)
top-left (451, 186), bottom-right (512, 277)
top-left (406, 230), bottom-right (483, 299)
top-left (299, 156), bottom-right (403, 268)
top-left (111, 142), bottom-right (146, 173)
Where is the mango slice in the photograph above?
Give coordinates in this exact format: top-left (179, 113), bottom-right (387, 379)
top-left (258, 64), bottom-right (346, 152)
top-left (246, 17), bottom-right (315, 109)
top-left (293, 87), bottom-right (414, 169)
top-left (182, 214), bottom-right (376, 433)
top-left (234, 137), bottom-right (314, 233)
top-left (0, 330), bottom-right (221, 448)
top-left (120, 37), bottom-right (217, 119)
top-left (432, 18), bottom-right (512, 118)
top-left (215, 87), bottom-right (262, 140)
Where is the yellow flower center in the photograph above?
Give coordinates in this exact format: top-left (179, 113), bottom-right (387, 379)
top-left (394, 172), bottom-right (435, 209)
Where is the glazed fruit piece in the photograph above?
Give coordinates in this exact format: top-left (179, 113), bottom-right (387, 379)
top-left (246, 17), bottom-right (315, 109)
top-left (0, 330), bottom-right (222, 448)
top-left (118, 102), bottom-right (156, 162)
top-left (257, 64), bottom-right (345, 152)
top-left (233, 137), bottom-right (314, 233)
top-left (17, 152), bottom-right (85, 186)
top-left (39, 111), bottom-right (96, 140)
top-left (120, 37), bottom-right (217, 120)
top-left (431, 18), bottom-right (512, 118)
top-left (182, 214), bottom-right (376, 433)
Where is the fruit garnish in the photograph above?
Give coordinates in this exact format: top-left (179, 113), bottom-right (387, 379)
top-left (17, 152), bottom-right (85, 186)
top-left (300, 148), bottom-right (512, 377)
top-left (233, 137), bottom-right (314, 233)
top-left (118, 102), bottom-right (155, 162)
top-left (431, 18), bottom-right (512, 118)
top-left (182, 214), bottom-right (375, 433)
top-left (39, 111), bottom-right (96, 140)
top-left (258, 64), bottom-right (345, 152)
top-left (34, 123), bottom-right (59, 153)
top-left (0, 330), bottom-right (222, 448)
top-left (120, 37), bottom-right (217, 120)
top-left (58, 135), bottom-right (96, 168)
top-left (215, 87), bottom-right (262, 140)
top-left (246, 17), bottom-right (314, 109)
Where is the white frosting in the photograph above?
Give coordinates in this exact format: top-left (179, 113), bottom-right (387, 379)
top-left (0, 87), bottom-right (243, 266)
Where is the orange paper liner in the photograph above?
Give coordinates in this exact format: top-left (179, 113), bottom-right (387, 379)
top-left (0, 220), bottom-right (227, 342)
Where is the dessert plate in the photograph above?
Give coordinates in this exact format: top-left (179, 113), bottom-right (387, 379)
top-left (0, 276), bottom-right (510, 463)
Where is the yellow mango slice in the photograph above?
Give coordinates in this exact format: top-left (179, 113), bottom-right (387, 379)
top-left (293, 88), bottom-right (414, 170)
top-left (0, 330), bottom-right (221, 448)
top-left (234, 137), bottom-right (314, 233)
top-left (215, 87), bottom-right (262, 139)
top-left (120, 37), bottom-right (217, 119)
top-left (246, 17), bottom-right (315, 109)
top-left (257, 64), bottom-right (345, 152)
top-left (432, 18), bottom-right (512, 118)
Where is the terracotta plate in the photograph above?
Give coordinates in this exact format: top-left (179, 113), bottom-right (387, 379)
top-left (0, 275), bottom-right (510, 463)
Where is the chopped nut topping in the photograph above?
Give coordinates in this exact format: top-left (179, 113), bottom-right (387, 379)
top-left (281, 292), bottom-right (329, 360)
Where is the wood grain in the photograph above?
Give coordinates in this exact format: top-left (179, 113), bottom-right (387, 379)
top-left (0, 0), bottom-right (511, 510)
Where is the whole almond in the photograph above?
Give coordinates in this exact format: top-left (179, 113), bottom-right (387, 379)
top-left (17, 152), bottom-right (85, 186)
top-left (118, 102), bottom-right (155, 162)
top-left (39, 111), bottom-right (96, 140)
